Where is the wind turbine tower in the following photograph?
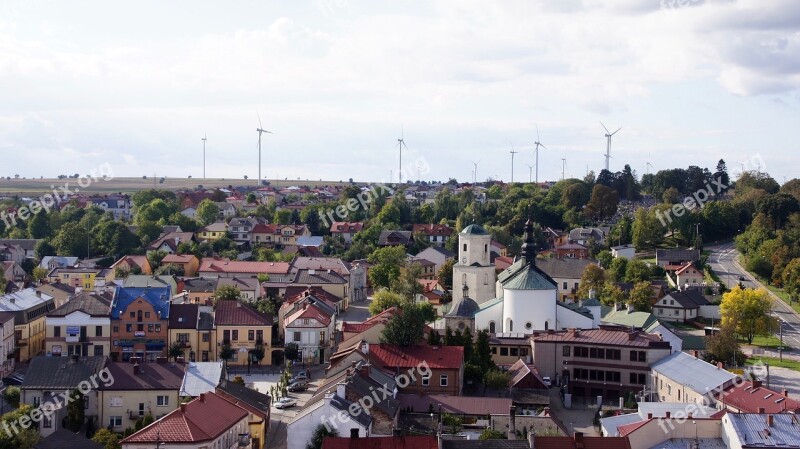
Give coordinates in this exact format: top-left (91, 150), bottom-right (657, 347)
top-left (256, 113), bottom-right (272, 186)
top-left (527, 164), bottom-right (534, 183)
top-left (510, 144), bottom-right (518, 183)
top-left (470, 160), bottom-right (480, 184)
top-left (561, 158), bottom-right (567, 181)
top-left (533, 125), bottom-right (547, 184)
top-left (600, 122), bottom-right (621, 172)
top-left (396, 128), bottom-right (408, 184)
top-left (201, 133), bottom-right (207, 179)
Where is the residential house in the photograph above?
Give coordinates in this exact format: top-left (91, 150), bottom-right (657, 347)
top-left (274, 224), bottom-right (311, 248)
top-left (412, 223), bottom-right (455, 246)
top-left (610, 244), bottom-right (636, 260)
top-left (340, 307), bottom-right (398, 348)
top-left (90, 194), bottom-right (132, 219)
top-left (532, 326), bottom-right (672, 402)
top-left (0, 260), bottom-right (25, 283)
top-left (195, 222), bottom-right (228, 242)
top-left (179, 277), bottom-right (217, 304)
top-left (284, 300), bottom-right (335, 365)
top-left (180, 361), bottom-right (224, 398)
top-left (377, 230), bottom-right (412, 248)
top-left (36, 283), bottom-right (76, 308)
top-left (20, 355), bottom-right (107, 437)
top-left (0, 242), bottom-right (26, 264)
top-left (110, 286), bottom-right (171, 362)
top-left (675, 262), bottom-right (704, 289)
top-left (120, 391), bottom-right (251, 449)
top-left (536, 258), bottom-right (595, 301)
top-left (329, 221), bottom-right (364, 245)
top-left (287, 387), bottom-right (373, 449)
top-left (214, 201), bottom-right (237, 219)
top-left (168, 303), bottom-right (217, 363)
top-left (323, 436), bottom-right (438, 449)
top-left (655, 248), bottom-right (700, 270)
top-left (543, 227), bottom-right (568, 249)
top-left (722, 413), bottom-right (800, 449)
top-left (180, 206), bottom-right (196, 219)
top-left (39, 256), bottom-right (79, 270)
top-left (279, 287), bottom-right (341, 337)
top-left (488, 333), bottom-right (533, 366)
top-left (491, 239), bottom-right (508, 257)
top-left (0, 288), bottom-right (56, 362)
top-left (714, 379), bottom-right (800, 414)
top-left (601, 306), bottom-right (683, 353)
top-left (293, 268), bottom-right (349, 306)
top-left (555, 242), bottom-right (590, 259)
top-left (98, 360), bottom-right (185, 431)
top-left (650, 351), bottom-right (737, 404)
top-left (506, 358), bottom-right (549, 389)
top-left (33, 429), bottom-right (104, 449)
top-left (110, 255), bottom-right (153, 276)
top-left (292, 256), bottom-right (351, 277)
top-left (160, 254), bottom-right (200, 277)
top-left (216, 276), bottom-right (263, 301)
top-left (228, 216), bottom-right (267, 246)
top-left (145, 231), bottom-right (195, 255)
top-left (417, 279), bottom-right (448, 312)
top-left (45, 291), bottom-right (111, 357)
top-left (46, 266), bottom-right (107, 290)
top-left (416, 246), bottom-right (455, 276)
top-left (0, 239), bottom-right (39, 259)
top-left (654, 290), bottom-right (710, 322)
top-left (197, 257), bottom-right (292, 279)
top-left (568, 227), bottom-right (607, 246)
top-left (367, 343), bottom-right (464, 395)
top-left (216, 379), bottom-right (271, 449)
top-left (0, 312), bottom-right (14, 376)
top-left (123, 275), bottom-right (178, 297)
top-left (215, 300), bottom-right (273, 366)
top-left (599, 401), bottom-right (717, 437)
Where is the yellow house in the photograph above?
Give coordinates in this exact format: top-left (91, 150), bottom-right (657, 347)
top-left (46, 266), bottom-right (107, 290)
top-left (110, 255), bottom-right (153, 276)
top-left (98, 360), bottom-right (185, 431)
top-left (45, 291), bottom-right (111, 357)
top-left (215, 301), bottom-right (273, 366)
top-left (161, 254), bottom-right (200, 277)
top-left (168, 304), bottom-right (217, 362)
top-left (216, 380), bottom-right (271, 449)
top-left (0, 288), bottom-right (56, 362)
top-left (179, 278), bottom-right (217, 305)
top-left (195, 222), bottom-right (228, 242)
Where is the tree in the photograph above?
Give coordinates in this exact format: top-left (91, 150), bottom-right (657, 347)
top-left (632, 207), bottom-right (663, 249)
top-left (34, 240), bottom-right (56, 261)
top-left (196, 199), bottom-right (220, 226)
top-left (53, 222), bottom-right (90, 257)
top-left (306, 423), bottom-right (338, 449)
top-left (438, 258), bottom-right (455, 290)
top-left (624, 260), bottom-right (651, 283)
top-left (479, 428), bottom-right (508, 440)
top-left (368, 289), bottom-right (407, 315)
top-left (27, 211), bottom-right (51, 239)
top-left (3, 386), bottom-right (20, 407)
top-left (219, 343), bottom-right (235, 371)
top-left (585, 184), bottom-right (619, 220)
top-left (484, 369), bottom-right (512, 389)
top-left (65, 389), bottom-right (85, 432)
top-left (95, 221), bottom-right (140, 257)
top-left (367, 245), bottom-right (407, 290)
top-left (600, 282), bottom-right (626, 306)
top-left (627, 281), bottom-right (652, 312)
top-left (380, 303), bottom-right (433, 346)
top-left (91, 428), bottom-right (121, 449)
top-left (0, 405), bottom-right (40, 448)
top-left (31, 266), bottom-right (48, 282)
top-left (576, 264), bottom-right (605, 299)
top-left (782, 258), bottom-right (800, 303)
top-left (146, 250), bottom-right (167, 271)
top-left (606, 257), bottom-right (628, 283)
top-left (215, 285), bottom-right (241, 301)
top-left (662, 187), bottom-right (680, 204)
top-left (168, 341), bottom-right (184, 361)
top-left (705, 323), bottom-right (744, 367)
top-left (390, 262), bottom-right (424, 301)
top-left (284, 342), bottom-right (299, 362)
top-left (596, 250), bottom-right (613, 269)
top-left (720, 286), bottom-right (774, 344)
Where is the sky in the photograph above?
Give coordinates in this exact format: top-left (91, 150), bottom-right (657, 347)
top-left (0, 0), bottom-right (798, 185)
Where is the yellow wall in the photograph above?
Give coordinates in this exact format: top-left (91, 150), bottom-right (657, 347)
top-left (216, 325), bottom-right (272, 366)
top-left (168, 328), bottom-right (218, 362)
top-left (98, 388), bottom-right (180, 431)
top-left (16, 316), bottom-right (47, 362)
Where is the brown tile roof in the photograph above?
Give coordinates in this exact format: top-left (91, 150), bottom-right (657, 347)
top-left (716, 381), bottom-right (800, 413)
top-left (330, 221), bottom-right (364, 234)
top-left (412, 224), bottom-right (454, 237)
top-left (396, 393), bottom-right (511, 415)
top-left (535, 436), bottom-right (631, 449)
top-left (162, 254), bottom-right (198, 264)
top-left (533, 326), bottom-right (670, 348)
top-left (284, 302), bottom-right (332, 327)
top-left (120, 392), bottom-right (248, 444)
top-left (368, 344), bottom-right (463, 370)
top-left (323, 436), bottom-right (438, 449)
top-left (198, 257), bottom-right (291, 275)
top-left (214, 300), bottom-right (272, 326)
top-left (101, 361), bottom-right (185, 391)
top-left (169, 304), bottom-right (199, 329)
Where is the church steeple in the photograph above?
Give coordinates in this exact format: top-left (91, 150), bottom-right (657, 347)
top-left (521, 219), bottom-right (536, 265)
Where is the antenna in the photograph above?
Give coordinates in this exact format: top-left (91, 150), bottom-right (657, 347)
top-left (533, 125), bottom-right (548, 184)
top-left (561, 158), bottom-right (567, 181)
top-left (510, 141), bottom-right (518, 183)
top-left (470, 160), bottom-right (480, 184)
top-left (600, 121), bottom-right (621, 172)
top-left (396, 127), bottom-right (408, 184)
top-left (256, 112), bottom-right (273, 186)
top-left (201, 133), bottom-right (207, 179)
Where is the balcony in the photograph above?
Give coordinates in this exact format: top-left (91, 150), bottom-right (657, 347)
top-left (237, 434), bottom-right (251, 447)
top-left (128, 410), bottom-right (147, 420)
top-left (178, 341), bottom-right (191, 348)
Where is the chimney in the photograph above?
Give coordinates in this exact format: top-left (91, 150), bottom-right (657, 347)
top-left (200, 393), bottom-right (206, 402)
top-left (156, 356), bottom-right (167, 364)
top-left (692, 350), bottom-right (699, 358)
top-left (508, 405), bottom-right (517, 440)
top-left (717, 362), bottom-right (724, 369)
top-left (350, 428), bottom-right (359, 438)
top-left (753, 380), bottom-right (762, 389)
top-left (574, 432), bottom-right (584, 446)
top-left (180, 403), bottom-right (187, 413)
top-left (665, 411), bottom-right (671, 418)
top-left (133, 363), bottom-right (140, 375)
top-left (35, 290), bottom-right (41, 297)
top-left (627, 303), bottom-right (634, 313)
top-left (758, 407), bottom-right (766, 414)
top-left (768, 415), bottom-right (774, 427)
top-left (647, 413), bottom-right (653, 419)
top-left (361, 342), bottom-right (369, 354)
top-left (336, 383), bottom-right (346, 399)
top-left (628, 331), bottom-right (638, 341)
top-left (783, 389), bottom-right (789, 398)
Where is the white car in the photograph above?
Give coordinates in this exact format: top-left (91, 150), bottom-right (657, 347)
top-left (542, 376), bottom-right (552, 387)
top-left (274, 397), bottom-right (297, 409)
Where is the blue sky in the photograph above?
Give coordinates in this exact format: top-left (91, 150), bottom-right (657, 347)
top-left (0, 0), bottom-right (798, 184)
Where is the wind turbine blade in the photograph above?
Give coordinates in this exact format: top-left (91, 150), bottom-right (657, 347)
top-left (611, 127), bottom-right (621, 136)
top-left (536, 124), bottom-right (541, 142)
top-left (257, 111), bottom-right (263, 129)
top-left (600, 121), bottom-right (610, 134)
top-left (540, 144), bottom-right (548, 151)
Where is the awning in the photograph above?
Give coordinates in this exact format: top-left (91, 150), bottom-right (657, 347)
top-left (145, 343), bottom-right (165, 350)
top-left (118, 341), bottom-right (135, 348)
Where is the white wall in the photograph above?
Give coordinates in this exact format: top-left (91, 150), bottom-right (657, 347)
top-left (503, 288), bottom-right (556, 332)
top-left (287, 398), bottom-right (370, 449)
top-left (699, 305), bottom-right (720, 320)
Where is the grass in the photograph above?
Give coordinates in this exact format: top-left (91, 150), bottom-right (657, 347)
top-left (744, 335), bottom-right (793, 351)
top-left (745, 356), bottom-right (800, 373)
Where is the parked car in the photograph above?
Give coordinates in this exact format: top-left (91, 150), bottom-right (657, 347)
top-left (274, 397), bottom-right (297, 409)
top-left (542, 376), bottom-right (552, 388)
top-left (2, 373), bottom-right (24, 386)
top-left (291, 372), bottom-right (308, 383)
top-left (288, 381), bottom-right (308, 392)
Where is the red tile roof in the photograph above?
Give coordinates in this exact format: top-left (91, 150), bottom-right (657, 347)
top-left (284, 287), bottom-right (342, 306)
top-left (341, 307), bottom-right (397, 334)
top-left (199, 257), bottom-right (291, 274)
top-left (533, 327), bottom-right (669, 348)
top-left (716, 381), bottom-right (800, 413)
top-left (396, 394), bottom-right (511, 415)
top-left (412, 224), bottom-right (454, 237)
top-left (330, 221), bottom-right (364, 234)
top-left (322, 436), bottom-right (438, 449)
top-left (535, 436), bottom-right (631, 449)
top-left (121, 392), bottom-right (248, 444)
top-left (284, 302), bottom-right (332, 327)
top-left (368, 344), bottom-right (463, 370)
top-left (162, 254), bottom-right (197, 264)
top-left (617, 418), bottom-right (652, 436)
top-left (215, 300), bottom-right (273, 326)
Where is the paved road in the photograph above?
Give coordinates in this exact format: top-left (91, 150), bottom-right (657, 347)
top-left (706, 243), bottom-right (800, 351)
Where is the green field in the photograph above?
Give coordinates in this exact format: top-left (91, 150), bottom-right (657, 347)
top-left (745, 335), bottom-right (793, 351)
top-left (745, 356), bottom-right (800, 372)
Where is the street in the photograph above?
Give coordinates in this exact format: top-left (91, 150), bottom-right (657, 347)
top-left (706, 243), bottom-right (800, 351)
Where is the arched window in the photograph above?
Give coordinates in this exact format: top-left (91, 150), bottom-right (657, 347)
top-left (489, 321), bottom-right (496, 333)
top-left (484, 273), bottom-right (488, 285)
top-left (509, 319), bottom-right (513, 332)
top-left (462, 273), bottom-right (467, 284)
top-left (544, 321), bottom-right (549, 330)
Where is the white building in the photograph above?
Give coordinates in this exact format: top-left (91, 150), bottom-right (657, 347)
top-left (610, 244), bottom-right (636, 260)
top-left (452, 224), bottom-right (497, 304)
top-left (287, 387), bottom-right (373, 449)
top-left (283, 302), bottom-right (335, 364)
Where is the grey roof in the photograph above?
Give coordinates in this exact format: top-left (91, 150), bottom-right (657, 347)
top-left (420, 246), bottom-right (455, 258)
top-left (651, 351), bottom-right (737, 395)
top-left (499, 258), bottom-right (557, 291)
top-left (198, 307), bottom-right (215, 330)
top-left (217, 379), bottom-right (271, 410)
top-left (182, 277), bottom-right (217, 293)
top-left (726, 413), bottom-right (800, 448)
top-left (535, 257), bottom-right (594, 280)
top-left (47, 291), bottom-right (111, 317)
top-left (446, 295), bottom-right (480, 318)
top-left (21, 356), bottom-right (107, 390)
top-left (180, 361), bottom-right (224, 397)
top-left (662, 290), bottom-right (710, 308)
top-left (34, 429), bottom-right (104, 449)
top-left (293, 269), bottom-right (347, 284)
top-left (582, 298), bottom-right (601, 307)
top-left (0, 238), bottom-right (40, 251)
top-left (377, 230), bottom-right (412, 246)
top-left (557, 301), bottom-right (593, 319)
top-left (460, 223), bottom-right (487, 235)
top-left (646, 439), bottom-right (727, 449)
top-left (330, 394), bottom-right (373, 428)
top-left (349, 373), bottom-right (400, 417)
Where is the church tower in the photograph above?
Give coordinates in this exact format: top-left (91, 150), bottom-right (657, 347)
top-left (452, 224), bottom-right (497, 304)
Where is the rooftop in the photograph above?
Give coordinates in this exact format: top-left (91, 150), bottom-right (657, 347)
top-left (533, 327), bottom-right (670, 348)
top-left (21, 356), bottom-right (107, 390)
top-left (111, 286), bottom-right (171, 319)
top-left (102, 360), bottom-right (186, 391)
top-left (180, 361), bottom-right (224, 397)
top-left (47, 291), bottom-right (110, 317)
top-left (651, 351), bottom-right (738, 395)
top-left (215, 300), bottom-right (272, 326)
top-left (367, 344), bottom-right (464, 370)
top-left (726, 413), bottom-right (800, 448)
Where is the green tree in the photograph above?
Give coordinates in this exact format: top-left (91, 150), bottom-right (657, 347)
top-left (367, 245), bottom-right (407, 289)
top-left (284, 342), bottom-right (299, 362)
top-left (95, 221), bottom-right (141, 257)
top-left (380, 303), bottom-right (433, 346)
top-left (632, 207), bottom-right (663, 249)
top-left (782, 258), bottom-right (800, 303)
top-left (34, 240), bottom-right (56, 260)
top-left (585, 184), bottom-right (619, 220)
top-left (437, 258), bottom-right (455, 290)
top-left (146, 250), bottom-right (167, 271)
top-left (662, 187), bottom-right (680, 204)
top-left (484, 369), bottom-right (512, 389)
top-left (368, 289), bottom-right (408, 315)
top-left (627, 281), bottom-right (652, 312)
top-left (720, 286), bottom-right (774, 344)
top-left (600, 282), bottom-right (626, 306)
top-left (91, 428), bottom-right (121, 449)
top-left (596, 250), bottom-right (613, 269)
top-left (624, 259), bottom-right (651, 283)
top-left (479, 428), bottom-right (508, 440)
top-left (196, 199), bottom-right (220, 226)
top-left (214, 285), bottom-right (241, 302)
top-left (3, 386), bottom-right (20, 407)
top-left (391, 262), bottom-right (424, 301)
top-left (607, 257), bottom-right (628, 283)
top-left (168, 341), bottom-right (185, 361)
top-left (0, 405), bottom-right (40, 448)
top-left (53, 222), bottom-right (90, 257)
top-left (219, 343), bottom-right (235, 371)
top-left (27, 211), bottom-right (51, 239)
top-left (31, 266), bottom-right (48, 282)
top-left (65, 389), bottom-right (85, 432)
top-left (704, 322), bottom-right (745, 367)
top-left (576, 264), bottom-right (605, 299)
top-left (305, 423), bottom-right (339, 449)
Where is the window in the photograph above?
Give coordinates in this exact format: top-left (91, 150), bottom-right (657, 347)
top-left (232, 330), bottom-right (239, 341)
top-left (148, 324), bottom-right (154, 332)
top-left (484, 273), bottom-right (488, 285)
top-left (440, 375), bottom-right (448, 387)
top-left (126, 324), bottom-right (132, 332)
top-left (94, 345), bottom-right (103, 356)
top-left (509, 320), bottom-right (513, 332)
top-left (489, 322), bottom-right (496, 333)
top-left (33, 397), bottom-right (40, 407)
top-left (463, 244), bottom-right (467, 252)
top-left (138, 403), bottom-right (145, 417)
top-left (500, 347), bottom-right (509, 356)
top-left (110, 396), bottom-right (123, 408)
top-left (202, 333), bottom-right (210, 342)
top-left (520, 348), bottom-right (528, 356)
top-left (202, 351), bottom-right (209, 362)
top-left (293, 332), bottom-right (301, 342)
top-left (674, 310), bottom-right (679, 316)
top-left (223, 330), bottom-right (231, 342)
top-left (145, 312), bottom-right (151, 318)
top-left (510, 348), bottom-right (518, 356)
top-left (129, 312), bottom-right (135, 318)
top-left (110, 416), bottom-right (122, 427)
top-left (525, 322), bottom-right (532, 330)
top-left (137, 324), bottom-right (144, 332)
top-left (563, 346), bottom-right (571, 357)
top-left (422, 375), bottom-right (430, 386)
top-left (563, 282), bottom-right (568, 290)
top-left (95, 326), bottom-right (102, 337)
top-left (256, 330), bottom-right (263, 342)
top-left (54, 326), bottom-right (61, 337)
top-left (42, 413), bottom-right (52, 428)
top-left (248, 330), bottom-right (255, 341)
top-left (155, 324), bottom-right (161, 332)
top-left (491, 347), bottom-right (497, 354)
top-left (157, 396), bottom-right (169, 406)
top-left (113, 325), bottom-right (119, 333)
top-left (678, 390), bottom-right (681, 400)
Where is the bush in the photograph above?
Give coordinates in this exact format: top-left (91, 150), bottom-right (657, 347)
top-left (3, 386), bottom-right (19, 407)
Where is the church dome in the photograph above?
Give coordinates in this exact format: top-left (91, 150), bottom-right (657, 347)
top-left (446, 296), bottom-right (480, 318)
top-left (460, 224), bottom-right (488, 235)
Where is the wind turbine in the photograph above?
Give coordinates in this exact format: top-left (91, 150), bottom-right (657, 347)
top-left (646, 162), bottom-right (653, 175)
top-left (600, 122), bottom-right (621, 172)
top-left (396, 128), bottom-right (408, 184)
top-left (256, 113), bottom-right (272, 186)
top-left (470, 160), bottom-right (480, 184)
top-left (527, 164), bottom-right (534, 183)
top-left (533, 125), bottom-right (548, 184)
top-left (561, 158), bottom-right (567, 181)
top-left (509, 142), bottom-right (518, 183)
top-left (201, 133), bottom-right (207, 179)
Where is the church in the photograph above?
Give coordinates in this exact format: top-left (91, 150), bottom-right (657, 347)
top-left (444, 219), bottom-right (600, 334)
